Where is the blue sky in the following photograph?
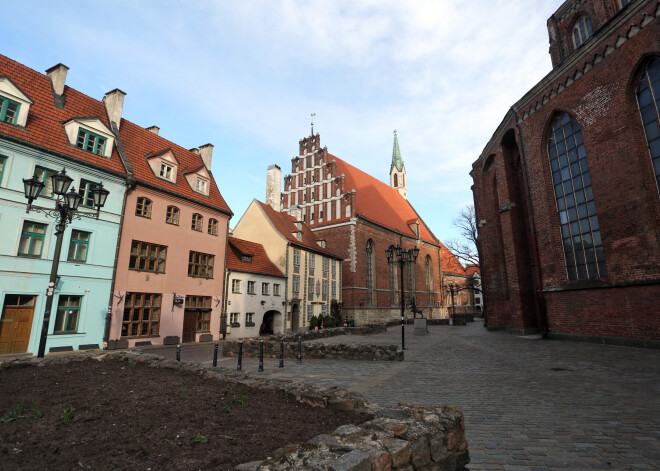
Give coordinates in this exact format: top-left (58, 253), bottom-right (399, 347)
top-left (2, 0), bottom-right (562, 243)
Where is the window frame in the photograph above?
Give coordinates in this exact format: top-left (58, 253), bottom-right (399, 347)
top-left (232, 279), bottom-right (241, 293)
top-left (19, 221), bottom-right (47, 257)
top-left (247, 280), bottom-right (256, 295)
top-left (572, 16), bottom-right (593, 49)
top-left (67, 229), bottom-right (91, 263)
top-left (195, 177), bottom-right (208, 195)
top-left (121, 292), bottom-right (161, 337)
top-left (262, 282), bottom-right (270, 295)
top-left (230, 312), bottom-right (240, 326)
top-left (129, 240), bottom-right (167, 273)
top-left (76, 128), bottom-right (107, 156)
top-left (208, 218), bottom-right (218, 236)
top-left (159, 162), bottom-right (174, 181)
top-left (0, 95), bottom-right (20, 125)
top-left (191, 213), bottom-right (203, 232)
top-left (78, 179), bottom-right (99, 208)
top-left (185, 295), bottom-right (212, 332)
top-left (54, 295), bottom-right (81, 334)
top-left (188, 251), bottom-right (214, 278)
top-left (35, 166), bottom-right (57, 199)
top-left (635, 57), bottom-right (660, 195)
top-left (273, 283), bottom-right (281, 296)
top-left (246, 312), bottom-right (254, 326)
top-left (136, 197), bottom-right (152, 218)
top-left (166, 206), bottom-right (180, 226)
top-left (292, 275), bottom-right (300, 294)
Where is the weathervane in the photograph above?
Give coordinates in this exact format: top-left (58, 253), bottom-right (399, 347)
top-left (311, 112), bottom-right (316, 135)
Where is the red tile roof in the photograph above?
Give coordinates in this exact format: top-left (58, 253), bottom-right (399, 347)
top-left (0, 54), bottom-right (231, 215)
top-left (227, 237), bottom-right (285, 277)
top-left (464, 264), bottom-right (480, 276)
top-left (258, 201), bottom-right (343, 259)
top-left (440, 242), bottom-right (468, 276)
top-left (329, 155), bottom-right (438, 244)
top-left (0, 54), bottom-right (125, 175)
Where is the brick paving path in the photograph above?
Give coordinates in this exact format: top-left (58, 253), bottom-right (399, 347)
top-left (153, 322), bottom-right (660, 470)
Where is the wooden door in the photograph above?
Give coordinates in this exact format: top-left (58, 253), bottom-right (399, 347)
top-left (182, 311), bottom-right (197, 343)
top-left (0, 305), bottom-right (35, 354)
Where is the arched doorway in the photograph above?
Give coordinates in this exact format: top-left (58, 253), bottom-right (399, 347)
top-left (291, 303), bottom-right (300, 332)
top-left (260, 310), bottom-right (283, 335)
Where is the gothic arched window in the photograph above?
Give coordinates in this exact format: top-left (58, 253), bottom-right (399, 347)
top-left (547, 112), bottom-right (606, 280)
top-left (388, 245), bottom-right (397, 306)
top-left (572, 16), bottom-right (593, 49)
top-left (394, 174), bottom-right (398, 187)
top-left (366, 240), bottom-right (375, 305)
top-left (636, 57), bottom-right (660, 194)
top-left (425, 255), bottom-right (433, 305)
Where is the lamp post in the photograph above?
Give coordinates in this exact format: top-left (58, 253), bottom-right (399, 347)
top-left (385, 244), bottom-right (419, 350)
top-left (22, 168), bottom-right (109, 358)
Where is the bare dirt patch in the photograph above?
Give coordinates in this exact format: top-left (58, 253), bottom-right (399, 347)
top-left (0, 359), bottom-right (371, 470)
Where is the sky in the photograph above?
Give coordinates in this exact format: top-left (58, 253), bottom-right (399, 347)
top-left (1, 0), bottom-right (562, 243)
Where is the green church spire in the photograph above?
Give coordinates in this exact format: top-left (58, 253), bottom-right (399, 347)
top-left (391, 129), bottom-right (404, 172)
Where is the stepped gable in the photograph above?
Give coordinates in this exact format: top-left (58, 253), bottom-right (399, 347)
top-left (0, 54), bottom-right (125, 174)
top-left (258, 201), bottom-right (342, 259)
top-left (330, 154), bottom-right (438, 244)
top-left (227, 237), bottom-right (285, 277)
top-left (118, 120), bottom-right (231, 213)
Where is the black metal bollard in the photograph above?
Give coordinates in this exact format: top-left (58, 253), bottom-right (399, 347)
top-left (297, 336), bottom-right (302, 363)
top-left (176, 344), bottom-right (181, 361)
top-left (258, 340), bottom-right (264, 372)
top-left (279, 340), bottom-right (284, 368)
top-left (213, 342), bottom-right (218, 367)
top-left (237, 340), bottom-right (243, 371)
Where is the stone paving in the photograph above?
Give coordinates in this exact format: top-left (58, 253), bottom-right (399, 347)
top-left (150, 322), bottom-right (660, 470)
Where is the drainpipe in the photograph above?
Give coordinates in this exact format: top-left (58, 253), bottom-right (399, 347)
top-left (103, 176), bottom-right (136, 346)
top-left (513, 109), bottom-right (548, 337)
top-left (221, 220), bottom-right (231, 340)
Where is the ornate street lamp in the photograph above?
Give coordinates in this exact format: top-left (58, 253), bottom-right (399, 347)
top-left (385, 244), bottom-right (419, 350)
top-left (22, 168), bottom-right (110, 358)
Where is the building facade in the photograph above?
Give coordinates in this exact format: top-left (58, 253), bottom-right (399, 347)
top-left (0, 57), bottom-right (125, 354)
top-left (278, 131), bottom-right (447, 324)
top-left (471, 0), bottom-right (660, 344)
top-left (232, 198), bottom-right (343, 331)
top-left (225, 237), bottom-right (286, 338)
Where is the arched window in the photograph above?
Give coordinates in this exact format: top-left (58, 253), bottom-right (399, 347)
top-left (136, 197), bottom-right (152, 218)
top-left (191, 213), bottom-right (203, 232)
top-left (366, 240), bottom-right (374, 305)
top-left (388, 245), bottom-right (397, 306)
top-left (166, 206), bottom-right (179, 225)
top-left (425, 255), bottom-right (433, 305)
top-left (208, 218), bottom-right (218, 236)
top-left (548, 112), bottom-right (606, 280)
top-left (394, 174), bottom-right (398, 187)
top-left (635, 57), bottom-right (660, 193)
top-left (572, 16), bottom-right (593, 49)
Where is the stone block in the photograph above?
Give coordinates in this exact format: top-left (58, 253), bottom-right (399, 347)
top-left (411, 437), bottom-right (431, 467)
top-left (414, 318), bottom-right (429, 335)
top-left (329, 450), bottom-right (371, 471)
top-left (368, 450), bottom-right (391, 471)
top-left (199, 333), bottom-right (213, 342)
top-left (382, 438), bottom-right (411, 468)
top-left (163, 336), bottom-right (180, 345)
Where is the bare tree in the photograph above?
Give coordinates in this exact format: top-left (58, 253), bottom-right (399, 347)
top-left (444, 204), bottom-right (480, 268)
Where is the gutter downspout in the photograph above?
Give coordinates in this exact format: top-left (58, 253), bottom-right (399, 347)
top-left (221, 220), bottom-right (231, 340)
top-left (513, 109), bottom-right (548, 337)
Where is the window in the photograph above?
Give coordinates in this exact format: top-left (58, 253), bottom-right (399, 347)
top-left (308, 277), bottom-right (314, 295)
top-left (68, 230), bottom-right (90, 262)
top-left (407, 261), bottom-right (415, 296)
top-left (292, 275), bottom-right (300, 294)
top-left (208, 218), bottom-right (218, 236)
top-left (323, 258), bottom-right (329, 277)
top-left (188, 251), bottom-right (214, 278)
top-left (274, 284), bottom-right (281, 296)
top-left (389, 246), bottom-right (398, 306)
top-left (191, 213), bottom-right (203, 232)
top-left (19, 221), bottom-right (46, 257)
top-left (241, 255), bottom-right (252, 263)
top-left (636, 58), bottom-right (660, 193)
top-left (54, 295), bottom-right (81, 333)
top-left (322, 280), bottom-right (328, 300)
top-left (159, 162), bottom-right (174, 181)
top-left (136, 197), bottom-right (152, 218)
top-left (332, 260), bottom-right (336, 277)
top-left (307, 305), bottom-right (313, 322)
top-left (0, 155), bottom-right (6, 184)
top-left (247, 281), bottom-right (256, 294)
top-left (309, 254), bottom-right (315, 275)
top-left (425, 255), bottom-right (434, 305)
top-left (129, 240), bottom-right (167, 273)
top-left (246, 312), bottom-right (254, 326)
top-left (331, 280), bottom-right (337, 297)
top-left (195, 178), bottom-right (208, 194)
top-left (0, 95), bottom-right (20, 124)
top-left (572, 16), bottom-right (593, 49)
top-left (35, 166), bottom-right (56, 198)
top-left (293, 249), bottom-right (300, 266)
top-left (78, 180), bottom-right (99, 208)
top-left (366, 240), bottom-right (374, 305)
top-left (262, 283), bottom-right (270, 295)
top-left (230, 312), bottom-right (240, 325)
top-left (122, 292), bottom-right (160, 337)
top-left (548, 112), bottom-right (606, 280)
top-left (185, 296), bottom-right (211, 332)
top-left (76, 128), bottom-right (106, 156)
top-left (232, 279), bottom-right (241, 293)
top-left (166, 206), bottom-right (180, 225)
top-left (321, 304), bottom-right (328, 317)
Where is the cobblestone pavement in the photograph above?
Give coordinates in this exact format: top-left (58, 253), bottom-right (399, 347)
top-left (151, 322), bottom-right (660, 470)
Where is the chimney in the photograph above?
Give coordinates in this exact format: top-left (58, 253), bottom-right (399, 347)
top-left (199, 143), bottom-right (213, 168)
top-left (146, 126), bottom-right (160, 135)
top-left (190, 148), bottom-right (200, 155)
top-left (266, 164), bottom-right (282, 211)
top-left (289, 205), bottom-right (304, 239)
top-left (103, 89), bottom-right (126, 130)
top-left (46, 63), bottom-right (69, 109)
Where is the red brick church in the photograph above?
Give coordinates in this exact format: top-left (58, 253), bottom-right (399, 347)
top-left (471, 0), bottom-right (660, 346)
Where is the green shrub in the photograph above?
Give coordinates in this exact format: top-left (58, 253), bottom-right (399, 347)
top-left (309, 315), bottom-right (318, 330)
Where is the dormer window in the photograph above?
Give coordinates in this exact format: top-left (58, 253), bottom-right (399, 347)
top-left (159, 162), bottom-right (174, 181)
top-left (76, 128), bottom-right (107, 156)
top-left (572, 16), bottom-right (593, 49)
top-left (241, 255), bottom-right (252, 263)
top-left (0, 96), bottom-right (19, 124)
top-left (196, 178), bottom-right (208, 194)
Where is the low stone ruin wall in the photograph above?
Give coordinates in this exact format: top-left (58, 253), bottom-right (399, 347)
top-left (222, 339), bottom-right (403, 361)
top-left (277, 324), bottom-right (387, 342)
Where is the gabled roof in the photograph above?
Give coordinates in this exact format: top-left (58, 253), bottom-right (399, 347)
top-left (440, 242), bottom-right (469, 276)
top-left (227, 237), bottom-right (285, 277)
top-left (0, 54), bottom-right (125, 174)
top-left (329, 155), bottom-right (438, 244)
top-left (258, 201), bottom-right (343, 260)
top-left (464, 264), bottom-right (480, 276)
